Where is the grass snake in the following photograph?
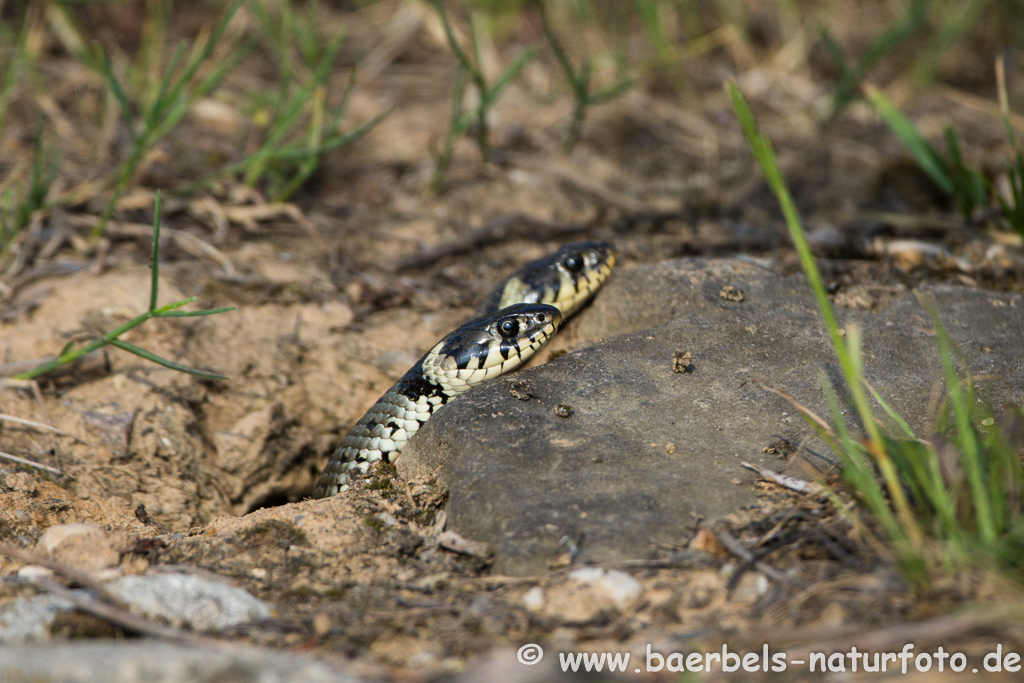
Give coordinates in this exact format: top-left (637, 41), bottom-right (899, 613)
top-left (312, 241), bottom-right (617, 498)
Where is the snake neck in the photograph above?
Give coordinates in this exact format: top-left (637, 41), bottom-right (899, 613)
top-left (394, 360), bottom-right (457, 402)
top-left (311, 366), bottom-right (449, 499)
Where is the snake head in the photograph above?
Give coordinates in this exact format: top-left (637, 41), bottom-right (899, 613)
top-left (480, 241), bottom-right (618, 318)
top-left (422, 303), bottom-right (561, 393)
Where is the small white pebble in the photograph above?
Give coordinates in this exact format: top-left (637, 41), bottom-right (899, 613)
top-left (567, 566), bottom-right (605, 584)
top-left (376, 512), bottom-right (398, 527)
top-left (16, 565), bottom-right (53, 580)
top-left (600, 569), bottom-right (643, 608)
top-left (522, 586), bottom-right (545, 611)
top-left (567, 567), bottom-right (642, 609)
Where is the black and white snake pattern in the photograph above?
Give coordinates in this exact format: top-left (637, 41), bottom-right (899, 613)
top-left (312, 242), bottom-right (617, 498)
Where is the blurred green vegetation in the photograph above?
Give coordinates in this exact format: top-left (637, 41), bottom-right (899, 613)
top-left (0, 0), bottom-right (1021, 235)
top-left (731, 79), bottom-right (1024, 591)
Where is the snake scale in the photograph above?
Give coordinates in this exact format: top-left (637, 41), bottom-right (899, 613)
top-left (312, 241), bottom-right (617, 498)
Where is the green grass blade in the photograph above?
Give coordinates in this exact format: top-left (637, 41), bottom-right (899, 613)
top-left (862, 83), bottom-right (953, 195)
top-left (820, 27), bottom-right (856, 111)
top-left (326, 47), bottom-right (359, 133)
top-left (156, 0), bottom-right (244, 121)
top-left (588, 78), bottom-right (634, 105)
top-left (0, 189), bottom-right (13, 253)
top-left (100, 53), bottom-right (138, 144)
top-left (863, 379), bottom-right (917, 440)
top-left (467, 13), bottom-right (484, 91)
top-left (92, 0), bottom-right (245, 239)
top-left (141, 40), bottom-right (186, 135)
top-left (12, 190), bottom-right (233, 382)
top-left (152, 297), bottom-right (198, 314)
top-left (728, 80), bottom-right (924, 553)
top-left (149, 191), bottom-right (162, 312)
top-left (726, 83), bottom-right (846, 365)
top-left (911, 0), bottom-right (984, 86)
top-left (846, 324), bottom-right (922, 545)
top-left (153, 38), bottom-right (251, 143)
top-left (0, 13), bottom-right (30, 142)
top-left (433, 0), bottom-right (475, 77)
top-left (484, 47), bottom-right (537, 106)
top-left (263, 28), bottom-right (347, 200)
top-left (631, 0), bottom-right (682, 89)
top-left (944, 126), bottom-right (987, 220)
top-left (821, 377), bottom-right (907, 550)
top-left (916, 292), bottom-right (997, 546)
top-left (823, 0), bottom-right (932, 114)
top-left (13, 117), bottom-right (58, 233)
top-left (157, 307), bottom-right (237, 318)
top-left (107, 339), bottom-right (228, 380)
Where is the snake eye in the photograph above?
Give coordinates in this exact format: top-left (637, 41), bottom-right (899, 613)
top-left (562, 254), bottom-right (583, 272)
top-left (499, 319), bottom-right (520, 338)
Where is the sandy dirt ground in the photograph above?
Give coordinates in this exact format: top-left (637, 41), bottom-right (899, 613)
top-left (1, 1), bottom-right (1023, 678)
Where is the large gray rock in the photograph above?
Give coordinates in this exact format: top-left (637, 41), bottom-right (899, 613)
top-left (398, 258), bottom-right (1024, 575)
top-left (572, 256), bottom-right (813, 341)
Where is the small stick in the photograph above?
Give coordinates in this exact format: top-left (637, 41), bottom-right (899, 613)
top-left (0, 449), bottom-right (61, 475)
top-left (27, 574), bottom-right (218, 646)
top-left (755, 379), bottom-right (836, 436)
top-left (0, 378), bottom-right (68, 472)
top-left (742, 461), bottom-right (824, 495)
top-left (0, 410), bottom-right (92, 445)
top-left (712, 523), bottom-right (808, 590)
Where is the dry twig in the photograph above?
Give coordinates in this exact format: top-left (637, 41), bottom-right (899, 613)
top-left (742, 461), bottom-right (825, 495)
top-left (27, 574), bottom-right (218, 645)
top-left (712, 523), bottom-right (809, 592)
top-left (0, 449), bottom-right (61, 475)
top-left (0, 411), bottom-right (91, 444)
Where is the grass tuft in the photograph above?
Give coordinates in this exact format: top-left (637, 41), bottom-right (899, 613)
top-left (10, 192), bottom-right (235, 382)
top-left (821, 0), bottom-right (931, 116)
top-left (539, 3), bottom-right (633, 152)
top-left (429, 0), bottom-right (537, 192)
top-left (995, 56), bottom-right (1024, 238)
top-left (0, 9), bottom-right (30, 139)
top-left (88, 0), bottom-right (249, 238)
top-left (0, 117), bottom-right (59, 271)
top-left (862, 78), bottom-right (1023, 229)
top-left (223, 0), bottom-right (388, 201)
top-left (728, 80), bottom-right (1024, 589)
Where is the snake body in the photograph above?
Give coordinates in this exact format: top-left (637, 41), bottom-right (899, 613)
top-left (312, 241), bottom-right (617, 498)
